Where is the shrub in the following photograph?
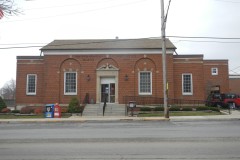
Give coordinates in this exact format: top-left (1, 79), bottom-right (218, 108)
top-left (1, 108), bottom-right (11, 113)
top-left (20, 107), bottom-right (34, 114)
top-left (0, 96), bottom-right (7, 112)
top-left (181, 107), bottom-right (192, 111)
top-left (68, 97), bottom-right (82, 113)
top-left (154, 107), bottom-right (164, 111)
top-left (196, 106), bottom-right (209, 111)
top-left (140, 107), bottom-right (152, 111)
top-left (169, 106), bottom-right (181, 111)
top-left (61, 107), bottom-right (68, 113)
top-left (12, 110), bottom-right (20, 113)
top-left (34, 107), bottom-right (44, 115)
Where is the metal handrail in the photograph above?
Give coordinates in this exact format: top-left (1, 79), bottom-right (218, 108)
top-left (124, 96), bottom-right (206, 116)
top-left (103, 94), bottom-right (107, 116)
top-left (124, 96), bottom-right (205, 107)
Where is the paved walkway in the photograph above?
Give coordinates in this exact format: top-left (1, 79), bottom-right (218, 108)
top-left (0, 110), bottom-right (240, 123)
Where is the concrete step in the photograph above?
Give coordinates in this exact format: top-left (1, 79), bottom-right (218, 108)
top-left (83, 104), bottom-right (126, 116)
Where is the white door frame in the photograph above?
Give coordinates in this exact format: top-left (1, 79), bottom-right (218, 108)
top-left (96, 70), bottom-right (119, 104)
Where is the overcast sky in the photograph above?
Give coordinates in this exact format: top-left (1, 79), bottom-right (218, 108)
top-left (0, 0), bottom-right (240, 88)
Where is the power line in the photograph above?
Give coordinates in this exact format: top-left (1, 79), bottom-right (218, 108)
top-left (2, 35), bottom-right (240, 50)
top-left (173, 40), bottom-right (240, 44)
top-left (214, 0), bottom-right (240, 4)
top-left (167, 36), bottom-right (240, 40)
top-left (0, 45), bottom-right (43, 50)
top-left (167, 36), bottom-right (240, 43)
top-left (24, 0), bottom-right (113, 11)
top-left (0, 37), bottom-right (161, 50)
top-left (1, 0), bottom-right (147, 23)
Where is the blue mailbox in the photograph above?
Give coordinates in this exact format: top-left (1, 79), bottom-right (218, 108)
top-left (45, 104), bottom-right (54, 118)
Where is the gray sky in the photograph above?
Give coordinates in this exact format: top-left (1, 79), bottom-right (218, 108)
top-left (0, 0), bottom-right (240, 88)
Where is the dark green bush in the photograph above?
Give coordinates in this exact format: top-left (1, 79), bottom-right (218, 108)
top-left (169, 106), bottom-right (181, 111)
top-left (140, 107), bottom-right (152, 111)
top-left (196, 106), bottom-right (209, 111)
top-left (181, 107), bottom-right (192, 111)
top-left (0, 96), bottom-right (7, 112)
top-left (154, 107), bottom-right (164, 111)
top-left (68, 97), bottom-right (82, 113)
top-left (12, 110), bottom-right (20, 113)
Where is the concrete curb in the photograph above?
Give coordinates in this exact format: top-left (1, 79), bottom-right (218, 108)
top-left (1, 115), bottom-right (240, 123)
top-left (0, 116), bottom-right (171, 124)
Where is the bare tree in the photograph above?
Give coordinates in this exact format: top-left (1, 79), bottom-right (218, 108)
top-left (1, 79), bottom-right (16, 99)
top-left (0, 0), bottom-right (21, 19)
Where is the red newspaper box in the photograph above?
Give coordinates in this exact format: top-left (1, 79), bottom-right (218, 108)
top-left (54, 103), bottom-right (61, 118)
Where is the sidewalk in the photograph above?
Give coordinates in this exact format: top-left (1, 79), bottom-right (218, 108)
top-left (0, 110), bottom-right (240, 123)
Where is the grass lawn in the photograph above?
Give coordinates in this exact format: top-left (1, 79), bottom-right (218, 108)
top-left (138, 111), bottom-right (223, 117)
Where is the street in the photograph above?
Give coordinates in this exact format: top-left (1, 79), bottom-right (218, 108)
top-left (0, 120), bottom-right (240, 160)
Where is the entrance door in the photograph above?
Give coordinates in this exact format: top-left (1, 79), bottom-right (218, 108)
top-left (101, 78), bottom-right (115, 103)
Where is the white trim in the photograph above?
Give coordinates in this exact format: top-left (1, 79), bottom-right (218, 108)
top-left (173, 58), bottom-right (203, 60)
top-left (173, 62), bottom-right (203, 64)
top-left (204, 63), bottom-right (228, 66)
top-left (229, 75), bottom-right (240, 79)
top-left (182, 73), bottom-right (193, 95)
top-left (64, 72), bottom-right (77, 95)
top-left (138, 71), bottom-right (152, 95)
top-left (100, 77), bottom-right (115, 84)
top-left (211, 68), bottom-right (218, 75)
top-left (17, 58), bottom-right (44, 60)
top-left (26, 74), bottom-right (37, 95)
top-left (43, 49), bottom-right (175, 55)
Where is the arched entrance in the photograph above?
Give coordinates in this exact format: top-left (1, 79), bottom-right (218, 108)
top-left (96, 64), bottom-right (119, 103)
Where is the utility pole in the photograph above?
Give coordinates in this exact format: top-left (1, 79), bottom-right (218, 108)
top-left (161, 0), bottom-right (169, 118)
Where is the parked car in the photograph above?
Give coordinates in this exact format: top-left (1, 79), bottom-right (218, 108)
top-left (206, 93), bottom-right (222, 107)
top-left (206, 93), bottom-right (240, 108)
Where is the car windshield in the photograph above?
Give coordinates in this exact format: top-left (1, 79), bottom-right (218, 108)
top-left (213, 94), bottom-right (221, 99)
top-left (224, 94), bottom-right (236, 99)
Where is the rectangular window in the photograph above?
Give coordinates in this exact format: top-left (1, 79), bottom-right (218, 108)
top-left (139, 71), bottom-right (152, 95)
top-left (211, 68), bottom-right (218, 75)
top-left (64, 72), bottom-right (77, 95)
top-left (26, 74), bottom-right (37, 95)
top-left (182, 73), bottom-right (193, 95)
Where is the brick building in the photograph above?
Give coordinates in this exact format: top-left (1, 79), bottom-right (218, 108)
top-left (229, 75), bottom-right (240, 94)
top-left (16, 39), bottom-right (229, 108)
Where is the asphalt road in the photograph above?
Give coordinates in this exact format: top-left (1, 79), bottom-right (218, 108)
top-left (1, 120), bottom-right (240, 160)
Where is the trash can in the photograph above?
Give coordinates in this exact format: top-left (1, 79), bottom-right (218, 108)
top-left (45, 104), bottom-right (54, 118)
top-left (128, 101), bottom-right (136, 116)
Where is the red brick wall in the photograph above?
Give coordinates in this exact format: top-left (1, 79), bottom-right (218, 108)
top-left (229, 77), bottom-right (240, 94)
top-left (16, 54), bottom-right (229, 106)
top-left (203, 60), bottom-right (229, 97)
top-left (16, 59), bottom-right (44, 106)
top-left (173, 56), bottom-right (205, 100)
